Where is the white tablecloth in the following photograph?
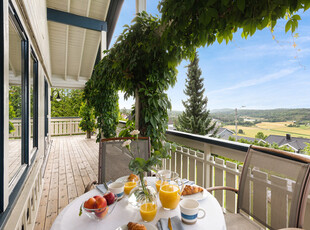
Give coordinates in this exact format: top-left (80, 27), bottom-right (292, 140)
top-left (51, 177), bottom-right (226, 230)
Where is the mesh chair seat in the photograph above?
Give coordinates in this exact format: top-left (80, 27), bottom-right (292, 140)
top-left (208, 145), bottom-right (310, 230)
top-left (98, 137), bottom-right (150, 183)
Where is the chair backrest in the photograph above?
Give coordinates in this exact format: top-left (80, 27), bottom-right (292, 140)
top-left (98, 137), bottom-right (151, 183)
top-left (237, 145), bottom-right (310, 230)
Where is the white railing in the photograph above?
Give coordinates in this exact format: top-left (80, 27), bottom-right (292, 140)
top-left (50, 118), bottom-right (84, 136)
top-left (163, 129), bottom-right (310, 229)
top-left (9, 117), bottom-right (85, 138)
top-left (164, 130), bottom-right (248, 213)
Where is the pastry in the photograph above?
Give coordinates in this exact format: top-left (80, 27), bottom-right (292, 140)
top-left (182, 185), bottom-right (203, 196)
top-left (127, 222), bottom-right (146, 230)
top-left (128, 174), bottom-right (139, 182)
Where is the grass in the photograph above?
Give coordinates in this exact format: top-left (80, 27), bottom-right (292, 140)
top-left (224, 121), bottom-right (310, 138)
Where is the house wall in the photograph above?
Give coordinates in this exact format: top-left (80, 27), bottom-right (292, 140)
top-left (1, 0), bottom-right (51, 229)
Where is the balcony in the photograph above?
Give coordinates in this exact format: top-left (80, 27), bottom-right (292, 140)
top-left (28, 120), bottom-right (310, 229)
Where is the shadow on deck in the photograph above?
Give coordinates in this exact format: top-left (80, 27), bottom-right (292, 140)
top-left (34, 135), bottom-right (99, 230)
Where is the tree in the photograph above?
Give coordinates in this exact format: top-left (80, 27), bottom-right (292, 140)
top-left (238, 129), bottom-right (244, 134)
top-left (255, 132), bottom-right (267, 140)
top-left (176, 52), bottom-right (216, 135)
top-left (51, 88), bottom-right (83, 117)
top-left (79, 102), bottom-right (96, 138)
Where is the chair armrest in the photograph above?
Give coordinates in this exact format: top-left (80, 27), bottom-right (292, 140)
top-left (207, 186), bottom-right (238, 193)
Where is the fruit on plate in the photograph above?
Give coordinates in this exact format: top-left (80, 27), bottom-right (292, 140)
top-left (128, 174), bottom-right (139, 182)
top-left (94, 196), bottom-right (107, 209)
top-left (95, 206), bottom-right (109, 219)
top-left (103, 192), bottom-right (115, 205)
top-left (83, 197), bottom-right (96, 209)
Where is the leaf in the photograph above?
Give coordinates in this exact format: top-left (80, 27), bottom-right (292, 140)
top-left (237, 0), bottom-right (245, 12)
top-left (222, 0), bottom-right (229, 6)
top-left (292, 14), bottom-right (301, 20)
top-left (217, 35), bottom-right (224, 44)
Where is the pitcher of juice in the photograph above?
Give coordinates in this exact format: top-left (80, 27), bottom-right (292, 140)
top-left (158, 170), bottom-right (184, 210)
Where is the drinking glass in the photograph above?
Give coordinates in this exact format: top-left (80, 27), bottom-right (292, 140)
top-left (140, 196), bottom-right (157, 222)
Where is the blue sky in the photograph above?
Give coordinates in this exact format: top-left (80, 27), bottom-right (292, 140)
top-left (112, 1), bottom-right (310, 111)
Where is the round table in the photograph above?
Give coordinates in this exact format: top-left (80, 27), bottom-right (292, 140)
top-left (51, 177), bottom-right (226, 230)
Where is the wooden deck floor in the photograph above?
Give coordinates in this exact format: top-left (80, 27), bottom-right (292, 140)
top-left (34, 135), bottom-right (99, 230)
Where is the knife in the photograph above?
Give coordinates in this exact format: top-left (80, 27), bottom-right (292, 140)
top-left (168, 217), bottom-right (173, 230)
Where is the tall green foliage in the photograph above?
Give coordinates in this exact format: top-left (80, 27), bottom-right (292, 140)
top-left (51, 88), bottom-right (83, 117)
top-left (85, 12), bottom-right (181, 148)
top-left (79, 102), bottom-right (96, 133)
top-left (177, 52), bottom-right (216, 135)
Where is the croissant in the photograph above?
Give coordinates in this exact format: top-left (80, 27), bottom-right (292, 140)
top-left (128, 174), bottom-right (139, 182)
top-left (127, 222), bottom-right (147, 230)
top-left (182, 185), bottom-right (203, 196)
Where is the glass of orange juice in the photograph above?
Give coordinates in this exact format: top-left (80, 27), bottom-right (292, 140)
top-left (158, 171), bottom-right (184, 210)
top-left (124, 181), bottom-right (137, 195)
top-left (140, 198), bottom-right (157, 222)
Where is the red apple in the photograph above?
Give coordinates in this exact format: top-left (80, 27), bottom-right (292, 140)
top-left (94, 196), bottom-right (107, 209)
top-left (103, 192), bottom-right (115, 205)
top-left (84, 197), bottom-right (96, 209)
top-left (95, 206), bottom-right (109, 219)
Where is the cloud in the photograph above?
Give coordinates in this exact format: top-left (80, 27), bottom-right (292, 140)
top-left (208, 67), bottom-right (300, 95)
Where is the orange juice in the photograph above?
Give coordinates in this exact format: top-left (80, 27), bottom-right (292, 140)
top-left (159, 184), bottom-right (180, 209)
top-left (140, 203), bottom-right (157, 222)
top-left (124, 181), bottom-right (136, 195)
top-left (155, 180), bottom-right (168, 192)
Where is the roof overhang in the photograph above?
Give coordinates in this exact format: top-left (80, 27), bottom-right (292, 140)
top-left (46, 0), bottom-right (124, 89)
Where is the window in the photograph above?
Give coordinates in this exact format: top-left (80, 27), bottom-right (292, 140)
top-left (8, 15), bottom-right (24, 181)
top-left (30, 52), bottom-right (38, 157)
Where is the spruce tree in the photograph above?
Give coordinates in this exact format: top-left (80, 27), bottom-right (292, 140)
top-left (176, 52), bottom-right (216, 135)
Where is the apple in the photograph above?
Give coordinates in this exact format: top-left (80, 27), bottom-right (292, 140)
top-left (93, 195), bottom-right (101, 200)
top-left (103, 192), bottom-right (115, 205)
top-left (84, 197), bottom-right (96, 209)
top-left (95, 206), bottom-right (109, 219)
top-left (94, 196), bottom-right (107, 209)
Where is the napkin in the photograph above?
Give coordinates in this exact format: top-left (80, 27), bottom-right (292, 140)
top-left (157, 216), bottom-right (184, 230)
top-left (96, 181), bottom-right (112, 194)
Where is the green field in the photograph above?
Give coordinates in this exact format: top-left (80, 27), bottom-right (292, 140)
top-left (224, 122), bottom-right (310, 138)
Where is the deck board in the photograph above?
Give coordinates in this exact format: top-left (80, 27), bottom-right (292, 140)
top-left (34, 135), bottom-right (99, 230)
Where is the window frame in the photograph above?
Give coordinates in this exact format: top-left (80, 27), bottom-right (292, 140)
top-left (30, 49), bottom-right (38, 161)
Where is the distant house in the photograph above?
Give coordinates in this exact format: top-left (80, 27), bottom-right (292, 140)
top-left (265, 134), bottom-right (310, 153)
top-left (209, 127), bottom-right (265, 143)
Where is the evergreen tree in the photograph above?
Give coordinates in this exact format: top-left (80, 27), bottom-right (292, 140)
top-left (176, 52), bottom-right (216, 135)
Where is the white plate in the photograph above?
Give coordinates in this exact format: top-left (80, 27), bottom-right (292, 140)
top-left (115, 222), bottom-right (157, 230)
top-left (181, 188), bottom-right (208, 201)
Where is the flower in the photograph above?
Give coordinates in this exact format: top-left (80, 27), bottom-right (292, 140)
top-left (122, 139), bottom-right (132, 147)
top-left (130, 130), bottom-right (140, 135)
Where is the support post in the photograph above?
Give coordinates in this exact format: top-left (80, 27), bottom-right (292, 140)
top-left (134, 0), bottom-right (146, 130)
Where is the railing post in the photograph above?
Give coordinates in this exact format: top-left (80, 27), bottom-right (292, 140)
top-left (204, 144), bottom-right (212, 188)
top-left (69, 119), bottom-right (72, 135)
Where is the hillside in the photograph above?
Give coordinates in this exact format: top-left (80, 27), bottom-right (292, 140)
top-left (211, 108), bottom-right (310, 125)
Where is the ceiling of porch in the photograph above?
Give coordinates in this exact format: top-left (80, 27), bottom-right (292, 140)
top-left (46, 0), bottom-right (123, 89)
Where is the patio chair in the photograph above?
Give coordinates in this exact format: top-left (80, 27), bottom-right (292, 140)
top-left (98, 137), bottom-right (151, 183)
top-left (207, 145), bottom-right (310, 230)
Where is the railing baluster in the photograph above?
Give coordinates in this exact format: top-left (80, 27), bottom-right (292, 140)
top-left (182, 147), bottom-right (189, 180)
top-left (196, 152), bottom-right (204, 187)
top-left (188, 149), bottom-right (195, 183)
top-left (214, 157), bottom-right (225, 206)
top-left (252, 169), bottom-right (268, 224)
top-left (226, 161), bottom-right (238, 213)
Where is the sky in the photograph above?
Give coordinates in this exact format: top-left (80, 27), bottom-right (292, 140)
top-left (111, 1), bottom-right (310, 111)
